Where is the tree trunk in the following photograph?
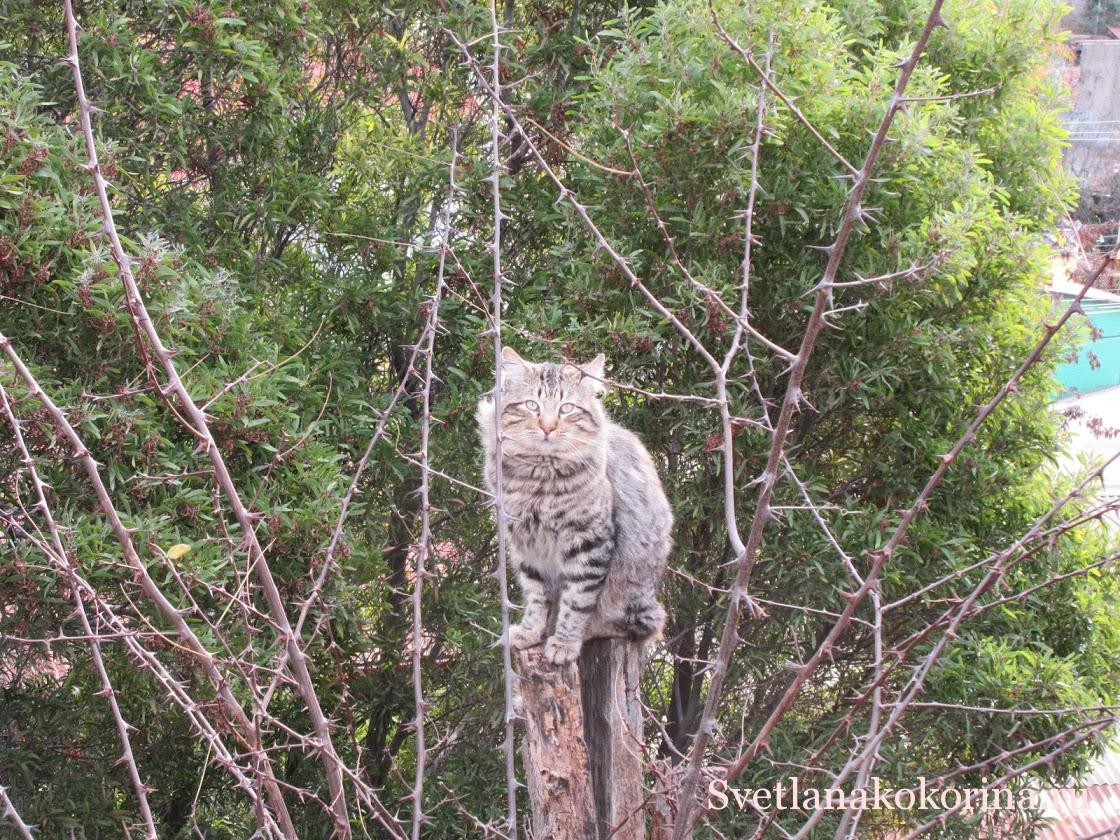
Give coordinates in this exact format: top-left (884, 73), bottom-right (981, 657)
top-left (517, 638), bottom-right (646, 840)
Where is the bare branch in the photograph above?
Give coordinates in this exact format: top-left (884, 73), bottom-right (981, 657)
top-left (60, 2), bottom-right (353, 830)
top-left (673, 5), bottom-right (949, 833)
top-left (898, 719), bottom-right (1114, 840)
top-left (709, 4), bottom-right (860, 178)
top-left (1, 331), bottom-right (295, 837)
top-left (0, 383), bottom-right (158, 839)
top-left (486, 6), bottom-right (521, 836)
top-left (409, 125), bottom-right (459, 840)
top-left (0, 783), bottom-right (35, 840)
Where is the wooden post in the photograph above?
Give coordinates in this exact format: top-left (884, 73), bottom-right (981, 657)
top-left (518, 648), bottom-right (597, 838)
top-left (517, 639), bottom-right (646, 840)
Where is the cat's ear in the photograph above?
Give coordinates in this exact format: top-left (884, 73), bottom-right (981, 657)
top-left (577, 353), bottom-right (608, 393)
top-left (500, 346), bottom-right (530, 382)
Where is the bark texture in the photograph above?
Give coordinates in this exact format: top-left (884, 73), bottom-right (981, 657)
top-left (517, 638), bottom-right (646, 840)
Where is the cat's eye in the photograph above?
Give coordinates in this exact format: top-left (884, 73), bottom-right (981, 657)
top-left (559, 403), bottom-right (577, 415)
top-left (523, 400), bottom-right (540, 412)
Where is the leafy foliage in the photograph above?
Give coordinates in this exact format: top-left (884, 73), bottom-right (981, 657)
top-left (0, 0), bottom-right (1116, 836)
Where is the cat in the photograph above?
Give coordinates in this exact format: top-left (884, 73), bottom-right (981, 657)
top-left (476, 347), bottom-right (673, 666)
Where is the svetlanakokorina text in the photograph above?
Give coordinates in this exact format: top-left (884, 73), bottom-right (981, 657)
top-left (708, 777), bottom-right (1039, 812)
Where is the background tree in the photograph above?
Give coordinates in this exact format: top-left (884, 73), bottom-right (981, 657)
top-left (1, 0), bottom-right (1117, 837)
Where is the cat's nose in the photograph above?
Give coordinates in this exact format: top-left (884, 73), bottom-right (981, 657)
top-left (539, 416), bottom-right (558, 435)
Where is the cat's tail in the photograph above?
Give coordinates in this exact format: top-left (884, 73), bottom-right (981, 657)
top-left (617, 597), bottom-right (665, 643)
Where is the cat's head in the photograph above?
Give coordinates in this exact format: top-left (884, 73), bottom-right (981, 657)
top-left (487, 347), bottom-right (608, 457)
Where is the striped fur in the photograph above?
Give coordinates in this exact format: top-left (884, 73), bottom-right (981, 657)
top-left (477, 348), bottom-right (673, 665)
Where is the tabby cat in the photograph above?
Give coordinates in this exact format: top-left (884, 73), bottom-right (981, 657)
top-left (477, 348), bottom-right (673, 665)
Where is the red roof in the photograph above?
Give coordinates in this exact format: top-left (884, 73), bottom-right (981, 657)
top-left (1039, 750), bottom-right (1120, 839)
top-left (1038, 784), bottom-right (1120, 838)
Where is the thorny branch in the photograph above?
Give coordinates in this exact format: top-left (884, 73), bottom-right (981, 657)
top-left (0, 784), bottom-right (35, 840)
top-left (441, 5), bottom-right (1119, 837)
top-left (409, 125), bottom-right (460, 840)
top-left (0, 383), bottom-right (158, 840)
top-left (1, 332), bottom-right (295, 838)
top-left (60, 1), bottom-right (366, 833)
top-left (2, 3), bottom-right (1117, 838)
top-left (1, 513), bottom-right (285, 835)
top-left (672, 4), bottom-right (950, 834)
top-left (487, 2), bottom-right (522, 835)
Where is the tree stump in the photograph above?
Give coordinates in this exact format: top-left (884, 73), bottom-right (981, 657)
top-left (517, 638), bottom-right (646, 840)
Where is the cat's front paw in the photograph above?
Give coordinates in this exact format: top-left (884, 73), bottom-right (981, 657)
top-left (543, 636), bottom-right (582, 665)
top-left (509, 622), bottom-right (546, 650)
